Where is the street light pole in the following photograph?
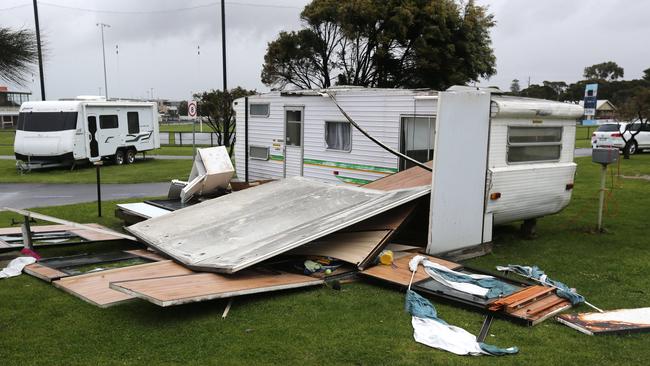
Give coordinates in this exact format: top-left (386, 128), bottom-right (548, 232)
top-left (96, 22), bottom-right (111, 99)
top-left (221, 0), bottom-right (227, 91)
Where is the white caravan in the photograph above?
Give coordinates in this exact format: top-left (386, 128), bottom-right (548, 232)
top-left (233, 87), bottom-right (583, 254)
top-left (14, 98), bottom-right (159, 167)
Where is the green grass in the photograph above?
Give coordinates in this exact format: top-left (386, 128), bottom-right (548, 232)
top-left (1, 156), bottom-right (650, 365)
top-left (151, 146), bottom-right (203, 156)
top-left (0, 158), bottom-right (192, 184)
top-left (575, 125), bottom-right (595, 148)
top-left (159, 123), bottom-right (200, 132)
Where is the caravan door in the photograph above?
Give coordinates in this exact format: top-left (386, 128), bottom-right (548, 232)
top-left (86, 114), bottom-right (100, 161)
top-left (283, 106), bottom-right (304, 177)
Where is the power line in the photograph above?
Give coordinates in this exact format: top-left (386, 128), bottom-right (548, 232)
top-left (25, 1), bottom-right (301, 15)
top-left (0, 3), bottom-right (31, 11)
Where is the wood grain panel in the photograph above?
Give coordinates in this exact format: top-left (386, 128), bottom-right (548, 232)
top-left (363, 161), bottom-right (432, 191)
top-left (23, 263), bottom-right (68, 282)
top-left (53, 261), bottom-right (194, 307)
top-left (289, 230), bottom-right (391, 265)
top-left (360, 253), bottom-right (461, 287)
top-left (110, 270), bottom-right (324, 307)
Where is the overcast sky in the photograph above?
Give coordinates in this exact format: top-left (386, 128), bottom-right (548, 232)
top-left (1, 0), bottom-right (649, 101)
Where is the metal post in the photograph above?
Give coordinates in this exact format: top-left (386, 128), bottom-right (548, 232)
top-left (193, 116), bottom-right (196, 157)
top-left (97, 23), bottom-right (111, 99)
top-left (32, 0), bottom-right (46, 100)
top-left (245, 96), bottom-right (249, 182)
top-left (597, 163), bottom-right (607, 232)
top-left (221, 0), bottom-right (227, 91)
top-left (94, 161), bottom-right (103, 217)
top-left (21, 215), bottom-right (34, 250)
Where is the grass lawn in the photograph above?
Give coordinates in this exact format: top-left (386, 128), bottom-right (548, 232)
top-left (575, 125), bottom-right (595, 148)
top-left (0, 158), bottom-right (192, 184)
top-left (1, 156), bottom-right (649, 365)
top-left (150, 145), bottom-right (202, 156)
top-left (159, 123), bottom-right (198, 132)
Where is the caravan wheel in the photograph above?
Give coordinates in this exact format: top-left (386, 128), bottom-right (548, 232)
top-left (114, 150), bottom-right (125, 165)
top-left (126, 149), bottom-right (136, 164)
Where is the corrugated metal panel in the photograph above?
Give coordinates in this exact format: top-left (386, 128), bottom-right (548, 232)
top-left (488, 163), bottom-right (576, 224)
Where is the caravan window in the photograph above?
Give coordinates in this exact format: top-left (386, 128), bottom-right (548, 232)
top-left (507, 127), bottom-right (562, 163)
top-left (127, 112), bottom-right (140, 134)
top-left (249, 145), bottom-right (270, 160)
top-left (285, 110), bottom-right (302, 147)
top-left (400, 116), bottom-right (435, 170)
top-left (325, 121), bottom-right (351, 151)
top-left (250, 103), bottom-right (270, 117)
top-left (99, 115), bottom-right (119, 129)
top-left (17, 112), bottom-right (78, 132)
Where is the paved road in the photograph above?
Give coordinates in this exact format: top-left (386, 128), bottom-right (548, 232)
top-left (575, 148), bottom-right (592, 157)
top-left (0, 182), bottom-right (170, 209)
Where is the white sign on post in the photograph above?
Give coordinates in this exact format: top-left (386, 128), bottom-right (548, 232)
top-left (188, 100), bottom-right (197, 117)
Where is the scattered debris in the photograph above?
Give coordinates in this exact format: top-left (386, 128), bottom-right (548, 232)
top-left (0, 257), bottom-right (36, 279)
top-left (557, 308), bottom-right (650, 335)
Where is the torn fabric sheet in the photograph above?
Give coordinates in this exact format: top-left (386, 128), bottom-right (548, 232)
top-left (496, 264), bottom-right (585, 305)
top-left (409, 255), bottom-right (516, 298)
top-left (0, 257), bottom-right (37, 279)
top-left (405, 290), bottom-right (518, 356)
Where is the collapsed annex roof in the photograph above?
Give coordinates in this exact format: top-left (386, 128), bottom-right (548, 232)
top-left (127, 177), bottom-right (430, 273)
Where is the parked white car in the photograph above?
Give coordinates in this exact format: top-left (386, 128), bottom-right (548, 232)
top-left (592, 122), bottom-right (650, 154)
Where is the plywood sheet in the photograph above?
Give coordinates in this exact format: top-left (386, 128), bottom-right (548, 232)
top-left (110, 270), bottom-right (323, 307)
top-left (557, 308), bottom-right (650, 335)
top-left (362, 161), bottom-right (432, 191)
top-left (53, 261), bottom-right (194, 307)
top-left (69, 224), bottom-right (125, 241)
top-left (340, 201), bottom-right (418, 232)
top-left (23, 263), bottom-right (68, 282)
top-left (289, 230), bottom-right (391, 265)
top-left (127, 176), bottom-right (430, 273)
top-left (360, 253), bottom-right (461, 287)
top-left (0, 224), bottom-right (74, 235)
top-left (124, 249), bottom-right (167, 262)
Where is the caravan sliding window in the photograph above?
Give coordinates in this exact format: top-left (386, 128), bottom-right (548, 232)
top-left (17, 112), bottom-right (78, 131)
top-left (249, 145), bottom-right (270, 160)
top-left (507, 126), bottom-right (562, 163)
top-left (99, 115), bottom-right (119, 129)
top-left (250, 103), bottom-right (270, 117)
top-left (325, 121), bottom-right (351, 151)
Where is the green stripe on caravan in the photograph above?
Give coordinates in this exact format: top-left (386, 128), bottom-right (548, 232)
top-left (335, 175), bottom-right (373, 185)
top-left (303, 158), bottom-right (397, 174)
top-left (269, 155), bottom-right (284, 161)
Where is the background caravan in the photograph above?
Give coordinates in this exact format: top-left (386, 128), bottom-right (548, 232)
top-left (14, 98), bottom-right (159, 169)
top-left (233, 87), bottom-right (583, 254)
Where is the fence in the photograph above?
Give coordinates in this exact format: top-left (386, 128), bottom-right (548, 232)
top-left (159, 132), bottom-right (234, 147)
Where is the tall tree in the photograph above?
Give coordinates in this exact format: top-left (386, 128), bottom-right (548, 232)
top-left (583, 61), bottom-right (624, 81)
top-left (262, 0), bottom-right (496, 90)
top-left (0, 27), bottom-right (38, 86)
top-left (542, 81), bottom-right (567, 100)
top-left (510, 79), bottom-right (520, 93)
top-left (643, 67), bottom-right (650, 82)
top-left (618, 87), bottom-right (650, 158)
top-left (195, 87), bottom-right (256, 156)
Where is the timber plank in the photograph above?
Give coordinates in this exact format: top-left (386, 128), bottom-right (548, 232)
top-left (360, 253), bottom-right (461, 287)
top-left (53, 260), bottom-right (194, 308)
top-left (110, 270), bottom-right (324, 307)
top-left (124, 249), bottom-right (167, 262)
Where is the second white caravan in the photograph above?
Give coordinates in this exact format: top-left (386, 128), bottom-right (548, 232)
top-left (14, 98), bottom-right (160, 168)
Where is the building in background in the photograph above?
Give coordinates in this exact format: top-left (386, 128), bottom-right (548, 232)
top-left (0, 86), bottom-right (31, 128)
top-left (578, 99), bottom-right (617, 123)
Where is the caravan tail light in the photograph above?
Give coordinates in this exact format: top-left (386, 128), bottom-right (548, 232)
top-left (490, 192), bottom-right (501, 200)
top-left (566, 183), bottom-right (574, 190)
top-left (611, 133), bottom-right (622, 137)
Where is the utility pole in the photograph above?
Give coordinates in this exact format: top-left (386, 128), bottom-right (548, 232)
top-left (221, 0), bottom-right (227, 91)
top-left (32, 0), bottom-right (46, 100)
top-left (96, 23), bottom-right (111, 99)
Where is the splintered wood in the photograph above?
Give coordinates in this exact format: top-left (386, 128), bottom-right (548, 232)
top-left (109, 270), bottom-right (324, 307)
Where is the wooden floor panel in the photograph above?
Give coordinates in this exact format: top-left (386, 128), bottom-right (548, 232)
top-left (363, 161), bottom-right (432, 191)
top-left (289, 230), bottom-right (391, 266)
top-left (111, 270), bottom-right (324, 307)
top-left (53, 261), bottom-right (194, 307)
top-left (360, 253), bottom-right (461, 287)
top-left (23, 263), bottom-right (68, 282)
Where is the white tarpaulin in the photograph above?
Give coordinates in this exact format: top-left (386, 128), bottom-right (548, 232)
top-left (127, 177), bottom-right (429, 273)
top-left (0, 257), bottom-right (36, 279)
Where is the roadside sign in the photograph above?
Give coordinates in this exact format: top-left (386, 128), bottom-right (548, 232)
top-left (188, 100), bottom-right (197, 118)
top-left (583, 84), bottom-right (598, 117)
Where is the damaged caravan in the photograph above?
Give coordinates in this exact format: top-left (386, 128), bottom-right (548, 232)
top-left (233, 87), bottom-right (583, 255)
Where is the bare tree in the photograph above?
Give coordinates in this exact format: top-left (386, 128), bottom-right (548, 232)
top-left (0, 27), bottom-right (38, 86)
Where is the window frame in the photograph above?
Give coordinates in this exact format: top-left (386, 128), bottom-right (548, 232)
top-left (284, 108), bottom-right (303, 147)
top-left (249, 103), bottom-right (270, 117)
top-left (506, 126), bottom-right (563, 164)
top-left (249, 145), bottom-right (270, 161)
top-left (323, 120), bottom-right (352, 152)
top-left (99, 114), bottom-right (119, 129)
